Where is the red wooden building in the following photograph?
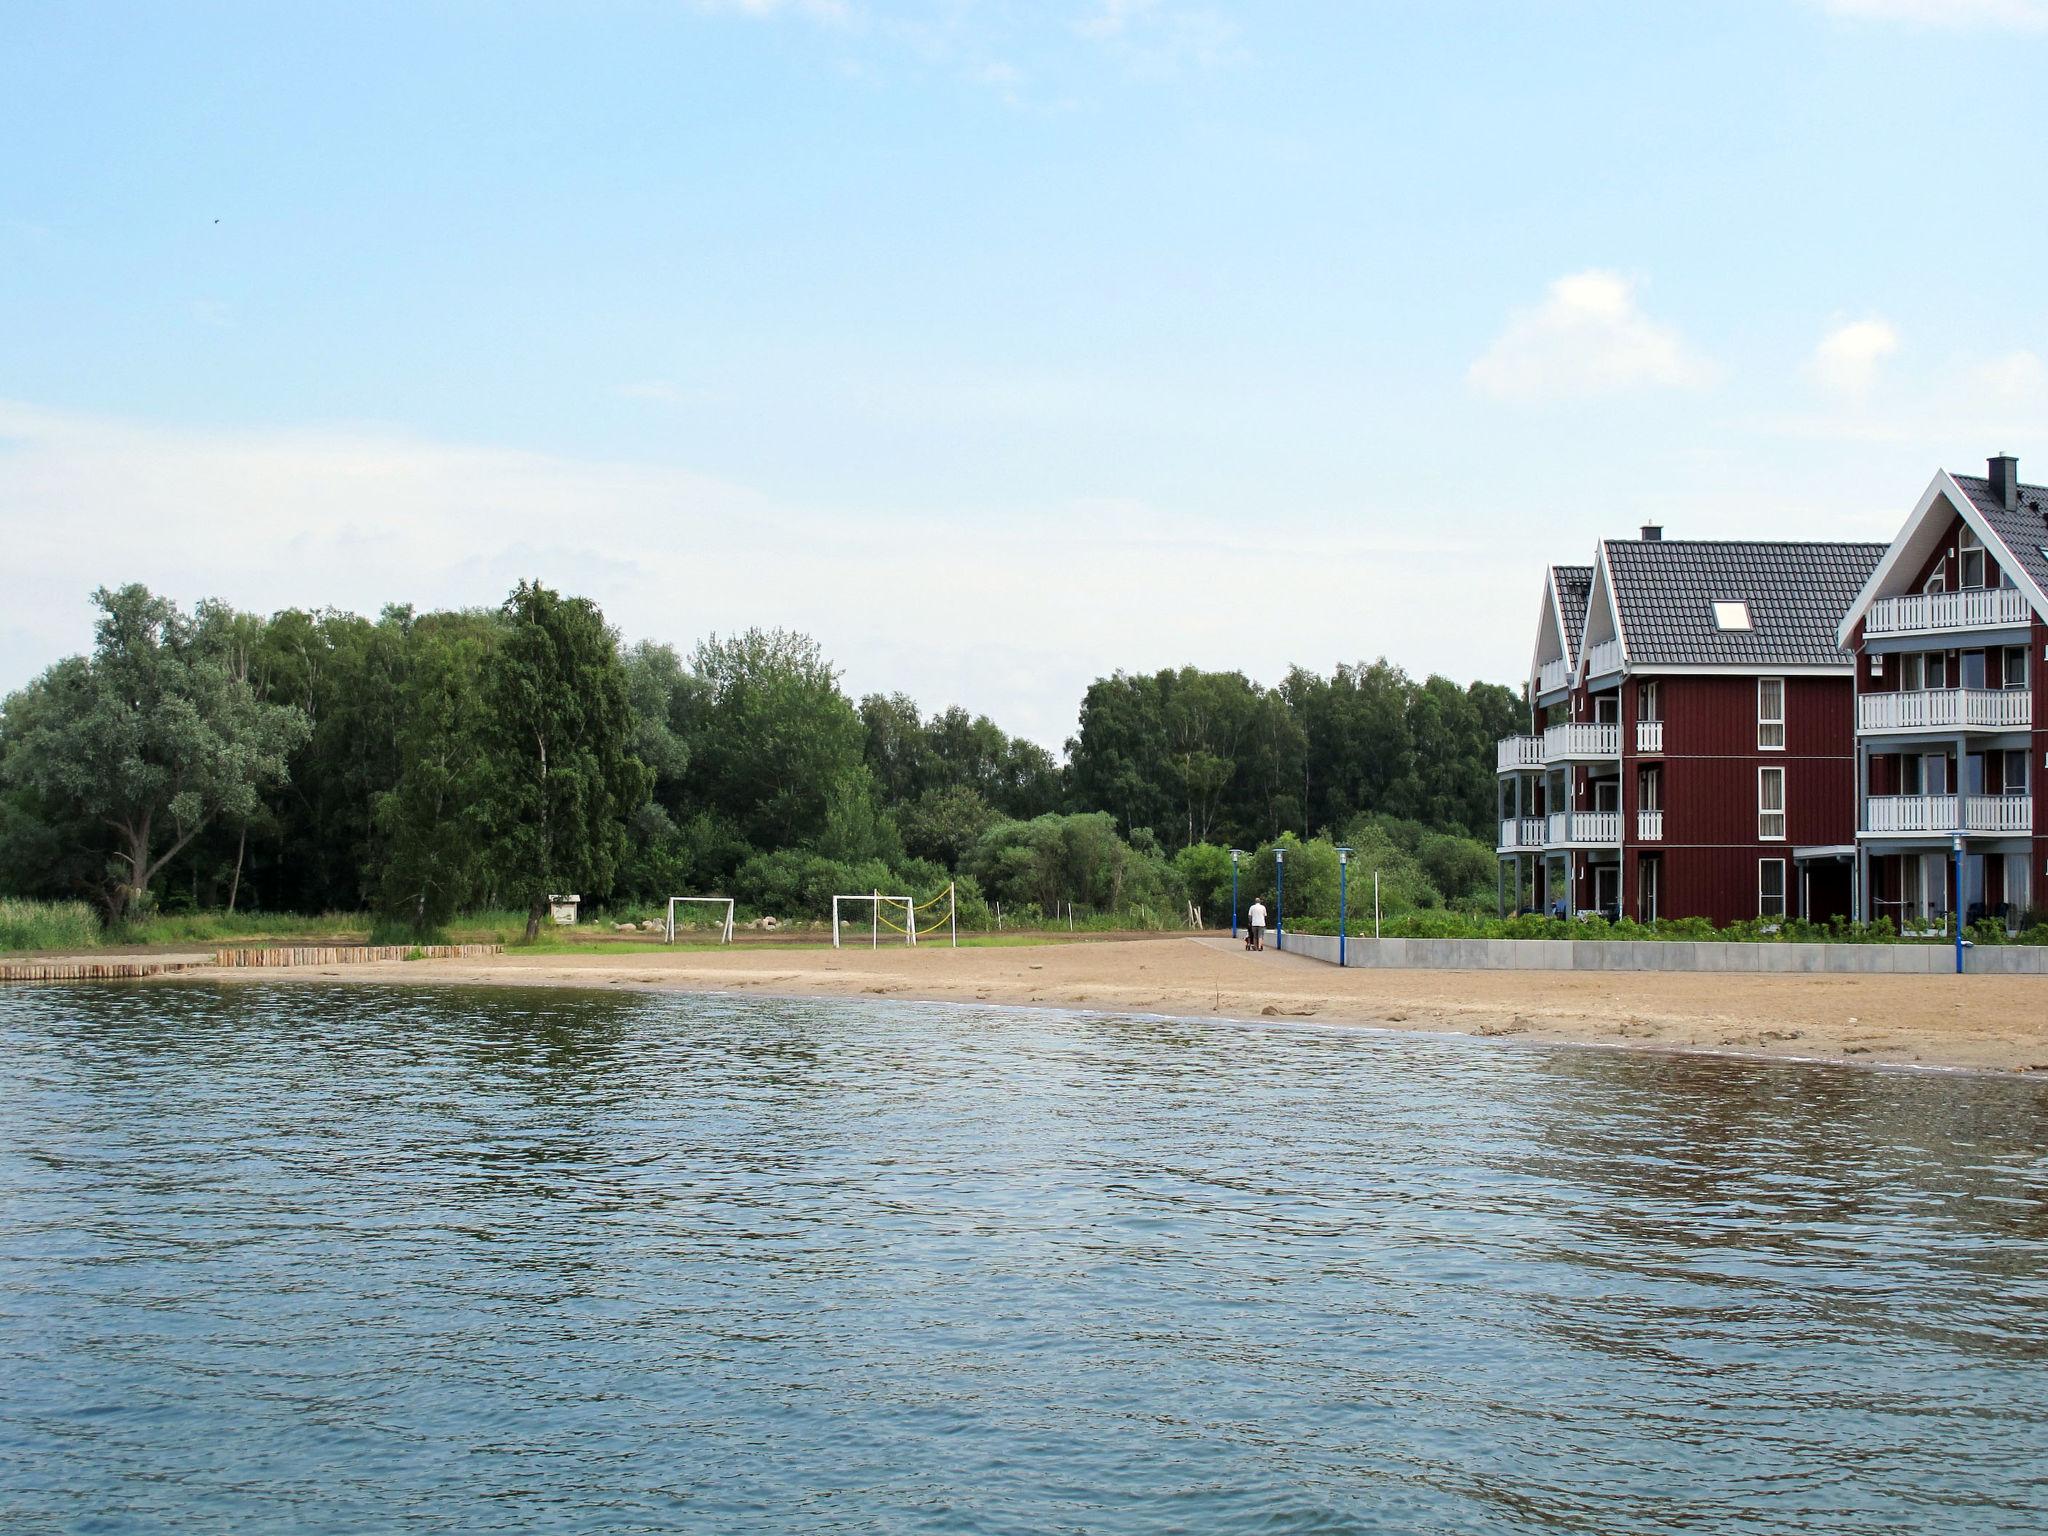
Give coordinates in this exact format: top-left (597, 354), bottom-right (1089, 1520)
top-left (1836, 456), bottom-right (2048, 930)
top-left (1497, 529), bottom-right (1882, 926)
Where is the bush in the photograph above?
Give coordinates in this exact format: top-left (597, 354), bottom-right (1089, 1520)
top-left (0, 897), bottom-right (102, 952)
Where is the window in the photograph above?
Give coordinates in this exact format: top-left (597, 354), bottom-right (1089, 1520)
top-left (1899, 652), bottom-right (1924, 692)
top-left (1759, 859), bottom-right (1787, 918)
top-left (1638, 765), bottom-right (1662, 812)
top-left (1638, 855), bottom-right (1661, 924)
top-left (2005, 751), bottom-right (2030, 797)
top-left (1925, 651), bottom-right (1948, 690)
top-left (1924, 570), bottom-right (1946, 595)
top-left (1758, 767), bottom-right (1786, 840)
top-left (1758, 678), bottom-right (1786, 750)
top-left (1960, 526), bottom-right (1987, 590)
top-left (1594, 693), bottom-right (1620, 724)
top-left (2004, 646), bottom-right (2029, 691)
top-left (1638, 680), bottom-right (1660, 721)
top-left (1712, 600), bottom-right (1752, 631)
top-left (1961, 650), bottom-right (1988, 691)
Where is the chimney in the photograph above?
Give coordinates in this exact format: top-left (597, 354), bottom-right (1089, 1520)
top-left (1640, 522), bottom-right (1663, 541)
top-left (1989, 454), bottom-right (2020, 511)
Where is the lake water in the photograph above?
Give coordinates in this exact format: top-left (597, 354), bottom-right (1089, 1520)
top-left (2, 983), bottom-right (2045, 1534)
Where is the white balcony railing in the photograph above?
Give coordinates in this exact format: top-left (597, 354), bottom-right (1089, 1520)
top-left (1865, 587), bottom-right (2031, 638)
top-left (1862, 795), bottom-right (2034, 836)
top-left (1636, 719), bottom-right (1663, 754)
top-left (1637, 809), bottom-right (1664, 842)
top-left (1496, 734), bottom-right (1544, 774)
top-left (1497, 817), bottom-right (1547, 850)
top-left (1537, 658), bottom-right (1571, 697)
top-left (1542, 721), bottom-right (1621, 761)
top-left (1857, 688), bottom-right (2031, 734)
top-left (1582, 638), bottom-right (1624, 679)
top-left (1547, 810), bottom-right (1621, 845)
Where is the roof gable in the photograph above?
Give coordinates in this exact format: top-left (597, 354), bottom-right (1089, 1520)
top-left (1601, 538), bottom-right (1882, 669)
top-left (1837, 469), bottom-right (2048, 642)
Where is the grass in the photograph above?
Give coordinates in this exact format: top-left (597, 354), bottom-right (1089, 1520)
top-left (0, 898), bottom-right (103, 953)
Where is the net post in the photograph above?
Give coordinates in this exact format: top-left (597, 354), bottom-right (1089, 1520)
top-left (908, 896), bottom-right (918, 947)
top-left (950, 882), bottom-right (957, 947)
top-left (871, 890), bottom-right (878, 950)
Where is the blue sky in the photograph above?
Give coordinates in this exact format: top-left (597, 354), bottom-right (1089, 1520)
top-left (5, 0), bottom-right (2047, 746)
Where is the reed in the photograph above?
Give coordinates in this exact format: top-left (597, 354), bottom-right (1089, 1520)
top-left (0, 899), bottom-right (103, 953)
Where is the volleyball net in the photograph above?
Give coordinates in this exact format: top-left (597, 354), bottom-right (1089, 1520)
top-left (831, 884), bottom-right (958, 948)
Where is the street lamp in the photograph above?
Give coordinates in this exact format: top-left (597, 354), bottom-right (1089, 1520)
top-left (1954, 833), bottom-right (1966, 975)
top-left (1274, 846), bottom-right (1285, 952)
top-left (1335, 846), bottom-right (1354, 968)
top-left (1229, 849), bottom-right (1245, 938)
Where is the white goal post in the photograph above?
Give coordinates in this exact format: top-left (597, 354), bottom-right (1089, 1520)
top-left (831, 884), bottom-right (959, 949)
top-left (666, 896), bottom-right (736, 944)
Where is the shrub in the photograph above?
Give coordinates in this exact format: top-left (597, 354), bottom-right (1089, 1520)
top-left (0, 898), bottom-right (102, 952)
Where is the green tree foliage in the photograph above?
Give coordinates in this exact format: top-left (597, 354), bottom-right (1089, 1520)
top-left (0, 580), bottom-right (1521, 933)
top-left (482, 582), bottom-right (652, 939)
top-left (372, 611), bottom-right (500, 933)
top-left (688, 629), bottom-right (866, 852)
top-left (965, 812), bottom-right (1184, 918)
top-left (0, 586), bottom-right (309, 919)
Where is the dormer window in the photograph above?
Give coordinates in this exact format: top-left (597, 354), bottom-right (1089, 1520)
top-left (1712, 600), bottom-right (1752, 631)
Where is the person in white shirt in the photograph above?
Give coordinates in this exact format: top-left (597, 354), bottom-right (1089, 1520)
top-left (1246, 899), bottom-right (1267, 952)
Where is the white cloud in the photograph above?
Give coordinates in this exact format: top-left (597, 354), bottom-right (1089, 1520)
top-left (1816, 0), bottom-right (2048, 28)
top-left (0, 400), bottom-right (1529, 750)
top-left (1467, 271), bottom-right (1712, 403)
top-left (697, 0), bottom-right (853, 22)
top-left (1809, 317), bottom-right (1899, 397)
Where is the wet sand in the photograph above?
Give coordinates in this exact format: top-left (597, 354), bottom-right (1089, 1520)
top-left (170, 934), bottom-right (2048, 1076)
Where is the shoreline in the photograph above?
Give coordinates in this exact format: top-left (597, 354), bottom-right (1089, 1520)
top-left (147, 935), bottom-right (2048, 1078)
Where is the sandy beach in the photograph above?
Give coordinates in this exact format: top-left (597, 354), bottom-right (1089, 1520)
top-left (174, 934), bottom-right (2048, 1076)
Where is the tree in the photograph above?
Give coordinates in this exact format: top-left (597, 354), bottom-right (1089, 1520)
top-left (685, 628), bottom-right (866, 852)
top-left (480, 583), bottom-right (651, 941)
top-left (373, 611), bottom-right (500, 933)
top-left (0, 586), bottom-right (310, 920)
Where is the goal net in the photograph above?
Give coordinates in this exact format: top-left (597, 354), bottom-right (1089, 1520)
top-left (666, 896), bottom-right (736, 944)
top-left (831, 885), bottom-right (958, 949)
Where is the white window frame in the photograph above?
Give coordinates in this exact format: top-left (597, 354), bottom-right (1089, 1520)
top-left (1757, 677), bottom-right (1786, 751)
top-left (1959, 526), bottom-right (1987, 590)
top-left (1759, 857), bottom-right (1787, 918)
top-left (2004, 645), bottom-right (2029, 691)
top-left (1924, 569), bottom-right (1946, 595)
top-left (1758, 766), bottom-right (1786, 842)
top-left (1712, 600), bottom-right (1752, 631)
top-left (1899, 652), bottom-right (1923, 692)
top-left (1638, 679), bottom-right (1659, 722)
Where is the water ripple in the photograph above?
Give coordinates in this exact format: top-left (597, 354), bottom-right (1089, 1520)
top-left (2, 983), bottom-right (2045, 1534)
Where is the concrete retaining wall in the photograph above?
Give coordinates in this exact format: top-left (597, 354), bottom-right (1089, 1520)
top-left (1274, 933), bottom-right (2048, 975)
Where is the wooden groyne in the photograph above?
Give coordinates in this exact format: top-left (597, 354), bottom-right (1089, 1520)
top-left (213, 943), bottom-right (505, 968)
top-left (1, 956), bottom-right (214, 983)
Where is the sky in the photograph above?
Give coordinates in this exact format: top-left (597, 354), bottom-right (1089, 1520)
top-left (5, 0), bottom-right (2048, 750)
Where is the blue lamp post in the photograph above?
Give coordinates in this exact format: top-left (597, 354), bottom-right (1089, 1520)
top-left (1229, 848), bottom-right (1244, 939)
top-left (1274, 846), bottom-right (1285, 952)
top-left (1335, 845), bottom-right (1354, 968)
top-left (1954, 834), bottom-right (1966, 974)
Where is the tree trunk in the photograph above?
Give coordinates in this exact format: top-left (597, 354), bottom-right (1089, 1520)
top-left (525, 898), bottom-right (546, 943)
top-left (227, 824), bottom-right (247, 914)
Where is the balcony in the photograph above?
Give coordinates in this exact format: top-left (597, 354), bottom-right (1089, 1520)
top-left (1497, 816), bottom-right (1547, 851)
top-left (1636, 719), bottom-right (1663, 754)
top-left (1865, 586), bottom-right (2031, 638)
top-left (1542, 721), bottom-right (1621, 761)
top-left (1581, 638), bottom-right (1624, 681)
top-left (1496, 734), bottom-right (1544, 774)
top-left (1857, 687), bottom-right (2031, 735)
top-left (1537, 658), bottom-right (1571, 697)
top-left (1547, 810), bottom-right (1621, 846)
top-left (1861, 794), bottom-right (2033, 837)
top-left (1637, 809), bottom-right (1664, 842)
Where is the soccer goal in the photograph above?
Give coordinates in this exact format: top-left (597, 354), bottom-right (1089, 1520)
top-left (831, 885), bottom-right (958, 949)
top-left (666, 896), bottom-right (736, 944)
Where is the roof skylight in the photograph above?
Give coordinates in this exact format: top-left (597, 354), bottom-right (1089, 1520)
top-left (1712, 600), bottom-right (1752, 631)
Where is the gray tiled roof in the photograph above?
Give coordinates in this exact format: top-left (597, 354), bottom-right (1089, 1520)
top-left (1553, 565), bottom-right (1591, 663)
top-left (1950, 473), bottom-right (2048, 604)
top-left (1603, 539), bottom-right (1885, 668)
